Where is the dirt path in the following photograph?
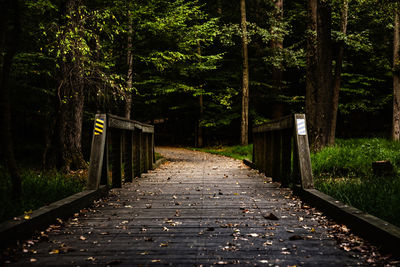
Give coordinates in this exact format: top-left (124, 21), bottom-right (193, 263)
top-left (5, 147), bottom-right (374, 266)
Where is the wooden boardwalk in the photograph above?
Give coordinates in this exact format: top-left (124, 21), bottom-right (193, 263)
top-left (6, 148), bottom-right (368, 266)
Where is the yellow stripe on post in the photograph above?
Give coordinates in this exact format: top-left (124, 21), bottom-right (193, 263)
top-left (96, 119), bottom-right (104, 125)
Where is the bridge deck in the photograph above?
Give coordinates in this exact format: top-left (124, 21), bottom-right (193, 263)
top-left (7, 148), bottom-right (366, 266)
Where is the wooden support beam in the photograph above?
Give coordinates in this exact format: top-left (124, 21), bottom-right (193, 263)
top-left (124, 131), bottom-right (133, 183)
top-left (87, 114), bottom-right (107, 190)
top-left (293, 114), bottom-right (314, 189)
top-left (111, 129), bottom-right (122, 188)
top-left (133, 129), bottom-right (142, 178)
top-left (281, 129), bottom-right (292, 187)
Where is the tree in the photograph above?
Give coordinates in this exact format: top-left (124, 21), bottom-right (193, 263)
top-left (306, 0), bottom-right (334, 151)
top-left (393, 5), bottom-right (400, 140)
top-left (240, 0), bottom-right (249, 145)
top-left (0, 0), bottom-right (22, 199)
top-left (330, 0), bottom-right (348, 145)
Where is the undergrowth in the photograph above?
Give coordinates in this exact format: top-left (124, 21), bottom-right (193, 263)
top-left (0, 167), bottom-right (86, 223)
top-left (312, 138), bottom-right (400, 227)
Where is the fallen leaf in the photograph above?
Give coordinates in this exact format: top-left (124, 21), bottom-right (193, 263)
top-left (30, 258), bottom-right (37, 262)
top-left (263, 241), bottom-right (273, 246)
top-left (163, 227), bottom-right (169, 231)
top-left (263, 213), bottom-right (279, 220)
top-left (247, 233), bottom-right (259, 237)
top-left (160, 242), bottom-right (169, 247)
top-left (151, 260), bottom-right (161, 263)
top-left (86, 256), bottom-right (95, 261)
top-left (80, 236), bottom-right (87, 241)
top-left (49, 249), bottom-right (59, 254)
top-left (286, 229), bottom-right (294, 233)
top-left (139, 251), bottom-right (149, 255)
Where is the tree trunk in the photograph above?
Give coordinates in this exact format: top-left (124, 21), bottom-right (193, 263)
top-left (316, 1), bottom-right (333, 150)
top-left (306, 0), bottom-right (318, 149)
top-left (56, 0), bottom-right (87, 171)
top-left (196, 41), bottom-right (204, 147)
top-left (271, 0), bottom-right (284, 119)
top-left (329, 0), bottom-right (348, 145)
top-left (240, 0), bottom-right (249, 146)
top-left (306, 0), bottom-right (334, 151)
top-left (0, 0), bottom-right (22, 199)
top-left (393, 8), bottom-right (400, 140)
top-left (125, 13), bottom-right (133, 119)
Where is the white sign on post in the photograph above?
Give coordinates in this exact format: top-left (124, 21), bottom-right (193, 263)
top-left (296, 118), bottom-right (306, 135)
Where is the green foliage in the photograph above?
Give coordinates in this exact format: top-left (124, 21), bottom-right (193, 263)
top-left (0, 167), bottom-right (86, 223)
top-left (312, 138), bottom-right (400, 227)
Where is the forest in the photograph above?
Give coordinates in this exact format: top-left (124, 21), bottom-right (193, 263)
top-left (1, 0), bottom-right (400, 218)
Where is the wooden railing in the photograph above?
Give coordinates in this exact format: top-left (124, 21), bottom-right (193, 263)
top-left (252, 114), bottom-right (314, 189)
top-left (87, 114), bottom-right (155, 190)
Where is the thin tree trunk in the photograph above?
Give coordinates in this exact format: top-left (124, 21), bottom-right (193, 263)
top-left (0, 0), bottom-right (22, 199)
top-left (271, 0), bottom-right (284, 119)
top-left (329, 0), bottom-right (348, 145)
top-left (393, 8), bottom-right (400, 140)
top-left (197, 42), bottom-right (204, 147)
top-left (306, 0), bottom-right (318, 149)
top-left (125, 13), bottom-right (133, 119)
top-left (240, 0), bottom-right (249, 146)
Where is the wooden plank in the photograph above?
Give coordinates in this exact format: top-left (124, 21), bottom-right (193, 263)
top-left (293, 114), bottom-right (314, 189)
top-left (261, 132), bottom-right (267, 174)
top-left (272, 130), bottom-right (282, 183)
top-left (281, 129), bottom-right (292, 187)
top-left (133, 129), bottom-right (142, 178)
top-left (149, 133), bottom-right (154, 170)
top-left (87, 114), bottom-right (107, 190)
top-left (143, 134), bottom-right (149, 172)
top-left (140, 131), bottom-right (146, 174)
top-left (265, 132), bottom-right (273, 177)
top-left (111, 129), bottom-right (122, 188)
top-left (124, 131), bottom-right (133, 183)
top-left (253, 114), bottom-right (293, 133)
top-left (100, 134), bottom-right (109, 186)
top-left (108, 114), bottom-right (154, 133)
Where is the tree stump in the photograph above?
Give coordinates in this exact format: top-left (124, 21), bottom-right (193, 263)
top-left (372, 160), bottom-right (394, 177)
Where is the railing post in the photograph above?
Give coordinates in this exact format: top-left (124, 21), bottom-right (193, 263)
top-left (272, 130), bottom-right (282, 182)
top-left (149, 132), bottom-right (154, 170)
top-left (124, 131), bottom-right (133, 182)
top-left (281, 129), bottom-right (292, 187)
top-left (87, 114), bottom-right (107, 190)
top-left (111, 129), bottom-right (122, 188)
top-left (293, 114), bottom-right (314, 189)
top-left (133, 128), bottom-right (142, 178)
top-left (140, 131), bottom-right (146, 173)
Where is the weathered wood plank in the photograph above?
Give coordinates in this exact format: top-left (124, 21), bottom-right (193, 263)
top-left (293, 114), bottom-right (314, 189)
top-left (124, 131), bottom-right (133, 182)
top-left (133, 129), bottom-right (142, 178)
top-left (87, 114), bottom-right (108, 190)
top-left (252, 114), bottom-right (293, 133)
top-left (111, 129), bottom-right (122, 188)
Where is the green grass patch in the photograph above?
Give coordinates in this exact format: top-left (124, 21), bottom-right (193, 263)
top-left (312, 138), bottom-right (400, 227)
top-left (0, 167), bottom-right (86, 223)
top-left (190, 144), bottom-right (253, 161)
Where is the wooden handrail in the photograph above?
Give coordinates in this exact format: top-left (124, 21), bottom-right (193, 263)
top-left (87, 114), bottom-right (155, 190)
top-left (252, 114), bottom-right (314, 189)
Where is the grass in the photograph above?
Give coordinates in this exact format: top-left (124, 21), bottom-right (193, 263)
top-left (0, 167), bottom-right (86, 223)
top-left (311, 138), bottom-right (400, 227)
top-left (190, 144), bottom-right (253, 161)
